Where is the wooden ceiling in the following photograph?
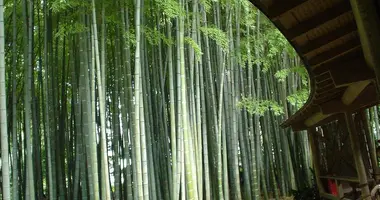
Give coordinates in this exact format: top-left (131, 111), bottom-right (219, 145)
top-left (249, 0), bottom-right (379, 131)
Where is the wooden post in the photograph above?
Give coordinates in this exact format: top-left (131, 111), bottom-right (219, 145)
top-left (359, 110), bottom-right (380, 183)
top-left (350, 0), bottom-right (380, 93)
top-left (345, 112), bottom-right (371, 199)
top-left (307, 128), bottom-right (325, 194)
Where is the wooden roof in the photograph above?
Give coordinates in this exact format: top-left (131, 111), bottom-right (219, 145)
top-left (249, 0), bottom-right (379, 131)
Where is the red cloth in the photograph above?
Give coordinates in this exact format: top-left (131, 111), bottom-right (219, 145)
top-left (328, 179), bottom-right (338, 196)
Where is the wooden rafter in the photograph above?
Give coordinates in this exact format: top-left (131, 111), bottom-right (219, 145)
top-left (330, 59), bottom-right (374, 87)
top-left (286, 1), bottom-right (352, 40)
top-left (316, 79), bottom-right (333, 87)
top-left (315, 72), bottom-right (331, 83)
top-left (313, 48), bottom-right (362, 73)
top-left (316, 83), bottom-right (335, 93)
top-left (308, 38), bottom-right (361, 66)
top-left (267, 0), bottom-right (307, 19)
top-left (315, 89), bottom-right (343, 101)
top-left (316, 86), bottom-right (336, 96)
top-left (300, 21), bottom-right (357, 54)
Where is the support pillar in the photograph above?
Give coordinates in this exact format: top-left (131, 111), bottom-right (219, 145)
top-left (350, 0), bottom-right (380, 93)
top-left (307, 128), bottom-right (325, 194)
top-left (359, 110), bottom-right (380, 182)
top-left (345, 112), bottom-right (371, 199)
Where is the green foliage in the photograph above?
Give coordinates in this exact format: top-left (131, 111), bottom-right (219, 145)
top-left (51, 0), bottom-right (71, 13)
top-left (185, 37), bottom-right (203, 60)
top-left (200, 26), bottom-right (229, 52)
top-left (199, 0), bottom-right (212, 12)
top-left (55, 22), bottom-right (88, 38)
top-left (266, 29), bottom-right (288, 59)
top-left (242, 13), bottom-right (256, 29)
top-left (155, 0), bottom-right (185, 19)
top-left (239, 40), bottom-right (254, 66)
top-left (251, 16), bottom-right (299, 71)
top-left (274, 66), bottom-right (308, 85)
top-left (106, 12), bottom-right (124, 27)
top-left (286, 44), bottom-right (298, 58)
top-left (143, 26), bottom-right (173, 46)
top-left (287, 88), bottom-right (309, 109)
top-left (256, 28), bottom-right (287, 71)
top-left (238, 97), bottom-right (284, 116)
top-left (242, 0), bottom-right (255, 13)
top-left (51, 0), bottom-right (90, 13)
top-left (123, 29), bottom-right (136, 48)
top-left (264, 22), bottom-right (297, 58)
top-left (255, 57), bottom-right (271, 72)
top-left (274, 69), bottom-right (289, 82)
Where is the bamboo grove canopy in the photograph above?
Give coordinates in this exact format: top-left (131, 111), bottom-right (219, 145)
top-left (0, 0), bottom-right (314, 199)
top-left (1, 0), bottom-right (380, 199)
top-left (249, 0), bottom-right (380, 131)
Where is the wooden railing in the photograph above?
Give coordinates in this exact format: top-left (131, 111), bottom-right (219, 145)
top-left (318, 176), bottom-right (375, 199)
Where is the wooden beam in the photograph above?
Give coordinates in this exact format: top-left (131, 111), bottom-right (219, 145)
top-left (319, 176), bottom-right (360, 183)
top-left (267, 0), bottom-right (307, 19)
top-left (313, 48), bottom-right (362, 73)
top-left (300, 21), bottom-right (357, 54)
top-left (342, 80), bottom-right (371, 105)
top-left (316, 85), bottom-right (335, 95)
top-left (319, 100), bottom-right (345, 114)
top-left (350, 0), bottom-right (380, 94)
top-left (287, 1), bottom-right (351, 40)
top-left (316, 79), bottom-right (334, 88)
top-left (308, 38), bottom-right (361, 66)
top-left (303, 114), bottom-right (343, 130)
top-left (319, 84), bottom-right (379, 114)
top-left (315, 72), bottom-right (331, 83)
top-left (314, 93), bottom-right (345, 106)
top-left (344, 112), bottom-right (371, 200)
top-left (315, 89), bottom-right (343, 101)
top-left (358, 111), bottom-right (380, 183)
top-left (304, 112), bottom-right (332, 127)
top-left (315, 90), bottom-right (338, 103)
top-left (290, 122), bottom-right (309, 132)
top-left (320, 98), bottom-right (378, 114)
top-left (329, 58), bottom-right (374, 87)
top-left (331, 69), bottom-right (374, 87)
top-left (316, 83), bottom-right (335, 93)
top-left (307, 128), bottom-right (325, 194)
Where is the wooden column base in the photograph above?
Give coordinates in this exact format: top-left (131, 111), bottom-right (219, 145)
top-left (345, 112), bottom-right (371, 199)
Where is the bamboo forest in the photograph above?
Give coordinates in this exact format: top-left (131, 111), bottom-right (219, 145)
top-left (1, 0), bottom-right (350, 199)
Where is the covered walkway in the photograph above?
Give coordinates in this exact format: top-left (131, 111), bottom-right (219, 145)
top-left (249, 0), bottom-right (380, 199)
